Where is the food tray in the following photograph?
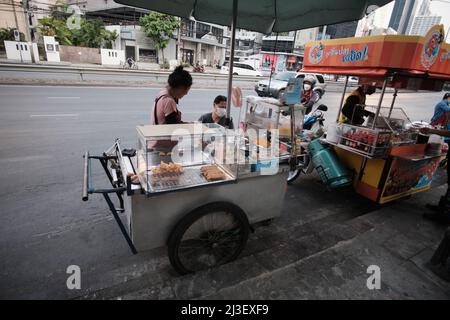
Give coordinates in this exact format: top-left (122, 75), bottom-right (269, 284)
top-left (147, 165), bottom-right (234, 194)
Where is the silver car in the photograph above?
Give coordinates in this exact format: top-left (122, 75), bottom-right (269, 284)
top-left (255, 71), bottom-right (327, 98)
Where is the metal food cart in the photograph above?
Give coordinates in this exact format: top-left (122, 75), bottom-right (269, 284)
top-left (83, 0), bottom-right (394, 274)
top-left (302, 25), bottom-right (450, 203)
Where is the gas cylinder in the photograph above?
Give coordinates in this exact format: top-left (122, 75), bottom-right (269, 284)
top-left (309, 139), bottom-right (352, 188)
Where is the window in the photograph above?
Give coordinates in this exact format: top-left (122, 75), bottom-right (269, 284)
top-left (181, 19), bottom-right (194, 37)
top-left (315, 75), bottom-right (325, 83)
top-left (24, 45), bottom-right (27, 51)
top-left (211, 26), bottom-right (223, 43)
top-left (196, 22), bottom-right (211, 39)
top-left (139, 49), bottom-right (157, 63)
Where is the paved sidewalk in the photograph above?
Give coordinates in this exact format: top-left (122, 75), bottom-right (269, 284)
top-left (80, 172), bottom-right (450, 300)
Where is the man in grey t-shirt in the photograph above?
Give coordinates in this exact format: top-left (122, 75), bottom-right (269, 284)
top-left (198, 95), bottom-right (234, 129)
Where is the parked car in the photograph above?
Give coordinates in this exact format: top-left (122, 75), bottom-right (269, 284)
top-left (255, 71), bottom-right (327, 98)
top-left (221, 62), bottom-right (262, 76)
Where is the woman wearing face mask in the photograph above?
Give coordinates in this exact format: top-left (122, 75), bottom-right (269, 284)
top-left (198, 95), bottom-right (234, 129)
top-left (151, 66), bottom-right (192, 125)
top-left (301, 76), bottom-right (319, 115)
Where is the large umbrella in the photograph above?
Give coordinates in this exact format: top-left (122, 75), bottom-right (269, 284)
top-left (115, 0), bottom-right (393, 115)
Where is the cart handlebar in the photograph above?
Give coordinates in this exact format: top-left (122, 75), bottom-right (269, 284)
top-left (82, 151), bottom-right (89, 201)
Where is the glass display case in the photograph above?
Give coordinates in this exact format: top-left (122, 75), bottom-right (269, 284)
top-left (239, 96), bottom-right (305, 159)
top-left (337, 106), bottom-right (419, 157)
top-left (338, 124), bottom-right (392, 157)
top-left (136, 123), bottom-right (238, 194)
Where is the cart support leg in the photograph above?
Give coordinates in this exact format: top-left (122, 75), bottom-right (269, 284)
top-left (103, 193), bottom-right (137, 254)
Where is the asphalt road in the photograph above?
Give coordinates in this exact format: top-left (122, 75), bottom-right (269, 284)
top-left (0, 85), bottom-right (446, 299)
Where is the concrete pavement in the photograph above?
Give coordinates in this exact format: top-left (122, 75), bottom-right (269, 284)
top-left (0, 85), bottom-right (449, 299)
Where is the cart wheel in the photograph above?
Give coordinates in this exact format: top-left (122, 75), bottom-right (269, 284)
top-left (168, 202), bottom-right (250, 275)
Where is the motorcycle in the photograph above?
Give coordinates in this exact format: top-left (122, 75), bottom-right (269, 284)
top-left (287, 103), bottom-right (328, 184)
top-left (193, 64), bottom-right (205, 73)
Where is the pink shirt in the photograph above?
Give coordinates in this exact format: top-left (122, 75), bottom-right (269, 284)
top-left (151, 89), bottom-right (178, 125)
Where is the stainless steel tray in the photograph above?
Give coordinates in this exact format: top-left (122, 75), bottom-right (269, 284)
top-left (146, 164), bottom-right (235, 194)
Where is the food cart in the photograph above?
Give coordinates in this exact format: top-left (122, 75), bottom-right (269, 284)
top-left (83, 0), bottom-right (394, 274)
top-left (302, 25), bottom-right (450, 204)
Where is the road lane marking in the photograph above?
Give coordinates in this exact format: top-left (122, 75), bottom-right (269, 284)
top-left (47, 96), bottom-right (80, 99)
top-left (0, 155), bottom-right (52, 163)
top-left (30, 113), bottom-right (79, 117)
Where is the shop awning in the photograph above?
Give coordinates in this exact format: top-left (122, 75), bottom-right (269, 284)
top-left (114, 0), bottom-right (392, 34)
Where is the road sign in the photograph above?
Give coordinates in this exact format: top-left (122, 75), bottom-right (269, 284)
top-left (14, 30), bottom-right (20, 42)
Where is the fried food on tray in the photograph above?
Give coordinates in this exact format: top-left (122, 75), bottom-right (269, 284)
top-left (151, 161), bottom-right (183, 174)
top-left (201, 165), bottom-right (226, 181)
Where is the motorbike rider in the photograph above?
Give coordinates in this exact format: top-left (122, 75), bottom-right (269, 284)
top-left (126, 56), bottom-right (134, 68)
top-left (301, 75), bottom-right (319, 115)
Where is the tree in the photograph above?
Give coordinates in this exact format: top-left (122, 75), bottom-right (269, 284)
top-left (0, 28), bottom-right (25, 51)
top-left (38, 17), bottom-right (117, 49)
top-left (71, 19), bottom-right (117, 48)
top-left (38, 16), bottom-right (72, 45)
top-left (139, 12), bottom-right (179, 64)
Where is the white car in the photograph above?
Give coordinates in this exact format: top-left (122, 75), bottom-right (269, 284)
top-left (221, 62), bottom-right (262, 77)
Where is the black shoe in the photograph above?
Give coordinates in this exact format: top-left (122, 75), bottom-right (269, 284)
top-left (423, 212), bottom-right (450, 225)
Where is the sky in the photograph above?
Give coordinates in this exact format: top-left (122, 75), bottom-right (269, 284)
top-left (429, 0), bottom-right (450, 34)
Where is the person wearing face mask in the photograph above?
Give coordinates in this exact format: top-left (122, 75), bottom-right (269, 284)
top-left (301, 76), bottom-right (319, 115)
top-left (198, 95), bottom-right (234, 129)
top-left (430, 92), bottom-right (450, 127)
top-left (341, 84), bottom-right (376, 125)
top-left (151, 66), bottom-right (192, 125)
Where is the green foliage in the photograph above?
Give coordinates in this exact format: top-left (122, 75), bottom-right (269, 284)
top-left (0, 28), bottom-right (25, 51)
top-left (71, 19), bottom-right (117, 48)
top-left (139, 12), bottom-right (179, 63)
top-left (37, 17), bottom-right (117, 48)
top-left (38, 16), bottom-right (73, 45)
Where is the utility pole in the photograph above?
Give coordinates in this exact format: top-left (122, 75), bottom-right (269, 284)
top-left (10, 0), bottom-right (23, 62)
top-left (22, 0), bottom-right (33, 42)
top-left (177, 17), bottom-right (182, 65)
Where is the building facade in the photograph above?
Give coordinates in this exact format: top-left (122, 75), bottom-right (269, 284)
top-left (388, 0), bottom-right (418, 34)
top-left (261, 31), bottom-right (295, 53)
top-left (409, 15), bottom-right (442, 36)
top-left (67, 0), bottom-right (226, 66)
top-left (224, 28), bottom-right (263, 62)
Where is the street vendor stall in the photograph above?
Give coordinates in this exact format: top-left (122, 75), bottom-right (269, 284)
top-left (82, 0), bottom-right (393, 274)
top-left (302, 25), bottom-right (450, 204)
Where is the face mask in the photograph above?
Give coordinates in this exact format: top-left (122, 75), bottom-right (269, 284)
top-left (303, 84), bottom-right (312, 91)
top-left (215, 107), bottom-right (227, 118)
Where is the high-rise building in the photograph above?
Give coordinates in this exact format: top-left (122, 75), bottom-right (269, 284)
top-left (417, 0), bottom-right (431, 16)
top-left (321, 21), bottom-right (359, 39)
top-left (409, 15), bottom-right (442, 36)
top-left (388, 0), bottom-right (418, 34)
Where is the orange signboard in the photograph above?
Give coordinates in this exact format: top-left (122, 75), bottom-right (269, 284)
top-left (303, 25), bottom-right (450, 80)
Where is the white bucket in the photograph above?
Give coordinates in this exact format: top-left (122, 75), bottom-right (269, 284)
top-left (326, 123), bottom-right (339, 144)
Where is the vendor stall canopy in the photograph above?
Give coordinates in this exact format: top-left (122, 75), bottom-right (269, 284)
top-left (114, 0), bottom-right (392, 34)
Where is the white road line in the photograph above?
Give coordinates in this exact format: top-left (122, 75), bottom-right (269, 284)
top-left (30, 113), bottom-right (79, 117)
top-left (47, 96), bottom-right (80, 99)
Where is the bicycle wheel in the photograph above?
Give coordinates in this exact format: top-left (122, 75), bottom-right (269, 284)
top-left (168, 202), bottom-right (250, 275)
